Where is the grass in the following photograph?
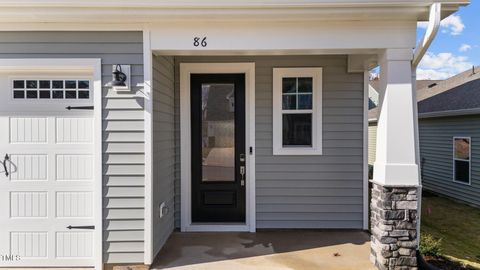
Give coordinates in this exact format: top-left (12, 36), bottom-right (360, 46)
top-left (421, 192), bottom-right (480, 269)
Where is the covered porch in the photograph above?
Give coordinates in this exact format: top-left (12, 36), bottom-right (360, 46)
top-left (151, 231), bottom-right (374, 270)
top-left (147, 50), bottom-right (419, 269)
top-left (145, 15), bottom-right (422, 270)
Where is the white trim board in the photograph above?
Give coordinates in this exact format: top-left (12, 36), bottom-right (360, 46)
top-left (363, 71), bottom-right (369, 230)
top-left (143, 30), bottom-right (154, 265)
top-left (179, 62), bottom-right (256, 232)
top-left (0, 58), bottom-right (103, 270)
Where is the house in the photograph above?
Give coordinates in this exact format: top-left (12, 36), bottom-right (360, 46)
top-left (0, 1), bottom-right (469, 269)
top-left (369, 67), bottom-right (480, 206)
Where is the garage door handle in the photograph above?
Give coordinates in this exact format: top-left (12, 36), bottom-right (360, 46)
top-left (66, 106), bottom-right (94, 110)
top-left (67, 225), bottom-right (95, 230)
top-left (1, 154), bottom-right (9, 177)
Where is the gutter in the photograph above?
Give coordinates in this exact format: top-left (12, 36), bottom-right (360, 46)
top-left (369, 107), bottom-right (480, 123)
top-left (419, 108), bottom-right (480, 119)
top-left (411, 2), bottom-right (442, 251)
top-left (0, 1), bottom-right (467, 9)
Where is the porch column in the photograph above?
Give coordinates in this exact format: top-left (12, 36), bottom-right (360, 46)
top-left (370, 49), bottom-right (420, 270)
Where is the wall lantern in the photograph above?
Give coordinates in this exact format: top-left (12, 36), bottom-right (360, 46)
top-left (111, 64), bottom-right (130, 90)
top-left (111, 64), bottom-right (127, 87)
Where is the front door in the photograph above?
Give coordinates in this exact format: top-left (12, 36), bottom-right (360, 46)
top-left (190, 74), bottom-right (246, 223)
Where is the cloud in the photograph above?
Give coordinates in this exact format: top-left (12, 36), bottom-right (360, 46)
top-left (441, 15), bottom-right (465, 35)
top-left (417, 14), bottom-right (465, 35)
top-left (459, 44), bottom-right (472, 52)
top-left (417, 52), bottom-right (472, 80)
top-left (417, 21), bottom-right (429, 29)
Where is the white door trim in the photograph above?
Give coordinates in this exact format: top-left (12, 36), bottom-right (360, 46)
top-left (0, 58), bottom-right (103, 270)
top-left (180, 62), bottom-right (256, 232)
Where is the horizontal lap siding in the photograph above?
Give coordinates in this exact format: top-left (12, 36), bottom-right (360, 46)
top-left (174, 55), bottom-right (364, 229)
top-left (368, 124), bottom-right (377, 165)
top-left (419, 115), bottom-right (480, 206)
top-left (0, 31), bottom-right (145, 263)
top-left (152, 56), bottom-right (175, 256)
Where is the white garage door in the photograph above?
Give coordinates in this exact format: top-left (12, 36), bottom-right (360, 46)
top-left (0, 78), bottom-right (96, 267)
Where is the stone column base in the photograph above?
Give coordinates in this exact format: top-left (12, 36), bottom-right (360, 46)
top-left (370, 182), bottom-right (419, 270)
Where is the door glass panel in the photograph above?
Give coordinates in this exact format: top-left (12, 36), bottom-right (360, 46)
top-left (201, 83), bottom-right (235, 182)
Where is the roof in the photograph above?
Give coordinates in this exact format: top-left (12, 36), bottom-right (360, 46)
top-left (418, 71), bottom-right (480, 115)
top-left (416, 80), bottom-right (441, 91)
top-left (369, 66), bottom-right (480, 122)
top-left (417, 67), bottom-right (480, 102)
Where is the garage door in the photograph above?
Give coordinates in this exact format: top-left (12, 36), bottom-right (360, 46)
top-left (0, 78), bottom-right (96, 267)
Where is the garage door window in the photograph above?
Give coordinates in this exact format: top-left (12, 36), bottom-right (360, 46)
top-left (12, 79), bottom-right (90, 100)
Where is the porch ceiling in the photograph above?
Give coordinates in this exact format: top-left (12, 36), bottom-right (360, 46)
top-left (152, 49), bottom-right (379, 56)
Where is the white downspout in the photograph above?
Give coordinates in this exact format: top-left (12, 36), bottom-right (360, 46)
top-left (412, 2), bottom-right (442, 249)
top-left (413, 3), bottom-right (442, 67)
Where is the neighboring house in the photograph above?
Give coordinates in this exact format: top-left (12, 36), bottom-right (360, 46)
top-left (369, 67), bottom-right (480, 206)
top-left (0, 1), bottom-right (468, 270)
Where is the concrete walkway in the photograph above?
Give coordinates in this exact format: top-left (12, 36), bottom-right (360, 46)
top-left (151, 230), bottom-right (375, 270)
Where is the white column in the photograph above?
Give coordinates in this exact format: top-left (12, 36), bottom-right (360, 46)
top-left (373, 48), bottom-right (419, 186)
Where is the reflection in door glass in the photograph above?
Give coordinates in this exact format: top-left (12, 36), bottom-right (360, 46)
top-left (201, 84), bottom-right (235, 182)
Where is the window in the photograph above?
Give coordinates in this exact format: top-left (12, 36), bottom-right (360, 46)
top-left (12, 79), bottom-right (90, 100)
top-left (453, 137), bottom-right (471, 184)
top-left (273, 68), bottom-right (322, 155)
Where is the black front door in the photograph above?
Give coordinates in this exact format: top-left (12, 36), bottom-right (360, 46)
top-left (191, 73), bottom-right (246, 223)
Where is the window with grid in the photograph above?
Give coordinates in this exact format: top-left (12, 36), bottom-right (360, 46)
top-left (453, 137), bottom-right (471, 184)
top-left (273, 68), bottom-right (323, 155)
top-left (12, 79), bottom-right (91, 100)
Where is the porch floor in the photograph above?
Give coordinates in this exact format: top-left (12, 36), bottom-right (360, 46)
top-left (151, 230), bottom-right (374, 270)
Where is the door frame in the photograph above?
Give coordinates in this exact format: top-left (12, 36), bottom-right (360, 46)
top-left (0, 58), bottom-right (103, 269)
top-left (180, 62), bottom-right (256, 232)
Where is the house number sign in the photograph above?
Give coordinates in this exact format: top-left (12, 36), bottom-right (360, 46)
top-left (193, 37), bottom-right (207, 47)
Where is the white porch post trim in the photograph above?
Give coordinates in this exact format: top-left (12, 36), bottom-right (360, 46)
top-left (363, 70), bottom-right (369, 230)
top-left (373, 48), bottom-right (419, 187)
top-left (143, 29), bottom-right (154, 265)
top-left (370, 49), bottom-right (420, 269)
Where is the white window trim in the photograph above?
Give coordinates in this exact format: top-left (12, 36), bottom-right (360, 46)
top-left (273, 67), bottom-right (323, 155)
top-left (452, 136), bottom-right (471, 185)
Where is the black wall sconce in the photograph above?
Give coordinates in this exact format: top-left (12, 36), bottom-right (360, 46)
top-left (111, 64), bottom-right (127, 87)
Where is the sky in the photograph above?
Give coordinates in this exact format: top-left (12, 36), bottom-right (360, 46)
top-left (416, 1), bottom-right (480, 80)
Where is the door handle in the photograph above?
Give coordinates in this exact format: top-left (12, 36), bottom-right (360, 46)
top-left (1, 154), bottom-right (9, 177)
top-left (66, 106), bottom-right (94, 110)
top-left (67, 225), bottom-right (95, 230)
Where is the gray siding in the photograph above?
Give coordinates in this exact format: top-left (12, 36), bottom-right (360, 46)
top-left (173, 55), bottom-right (364, 229)
top-left (368, 123), bottom-right (377, 165)
top-left (0, 32), bottom-right (145, 263)
top-left (152, 56), bottom-right (175, 256)
top-left (419, 115), bottom-right (480, 206)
